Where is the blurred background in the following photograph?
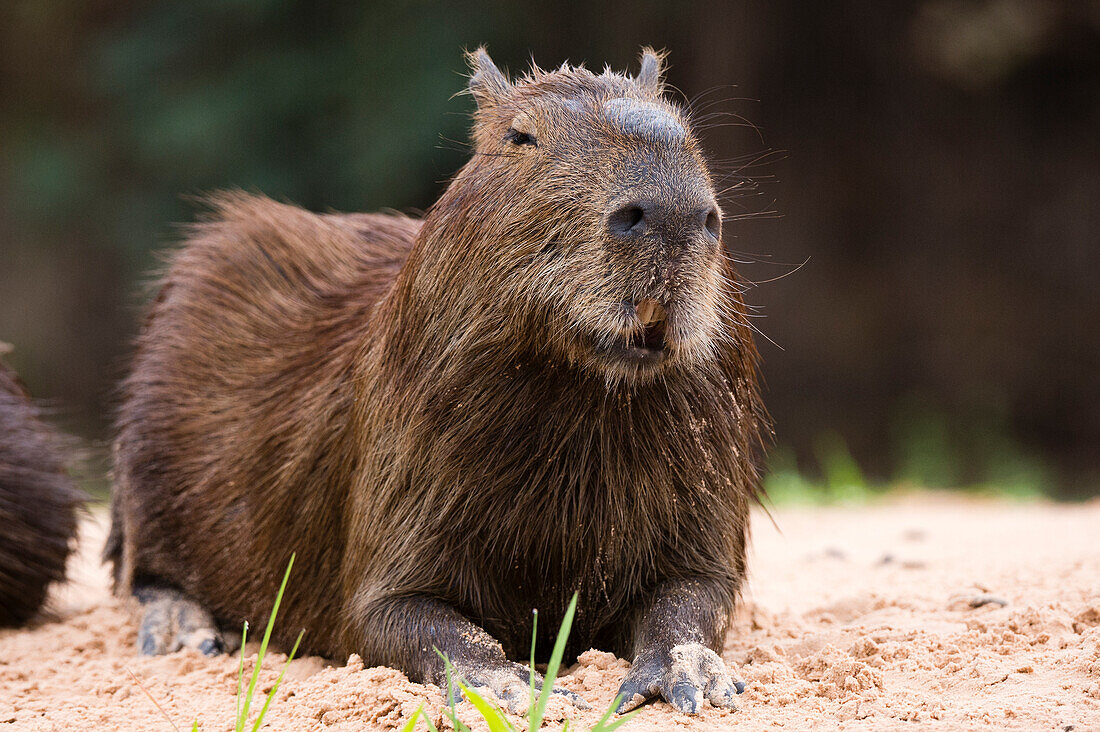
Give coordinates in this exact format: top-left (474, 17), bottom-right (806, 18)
top-left (1, 1), bottom-right (1097, 499)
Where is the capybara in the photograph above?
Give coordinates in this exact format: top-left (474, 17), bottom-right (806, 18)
top-left (107, 48), bottom-right (767, 714)
top-left (0, 347), bottom-right (82, 627)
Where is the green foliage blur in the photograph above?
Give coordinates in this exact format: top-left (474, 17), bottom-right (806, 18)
top-left (3, 2), bottom-right (491, 261)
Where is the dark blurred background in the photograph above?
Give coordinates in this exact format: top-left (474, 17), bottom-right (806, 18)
top-left (2, 1), bottom-right (1097, 497)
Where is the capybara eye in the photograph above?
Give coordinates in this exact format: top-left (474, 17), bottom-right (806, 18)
top-left (504, 128), bottom-right (537, 147)
top-left (607, 205), bottom-right (645, 237)
top-left (705, 208), bottom-right (721, 239)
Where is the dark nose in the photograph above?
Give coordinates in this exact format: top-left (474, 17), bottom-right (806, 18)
top-left (606, 200), bottom-right (721, 244)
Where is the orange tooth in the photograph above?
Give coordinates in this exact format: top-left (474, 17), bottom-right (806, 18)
top-left (636, 298), bottom-right (664, 325)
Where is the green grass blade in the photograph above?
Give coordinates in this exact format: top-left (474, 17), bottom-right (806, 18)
top-left (528, 609), bottom-right (538, 709)
top-left (238, 553), bottom-right (296, 731)
top-left (592, 713), bottom-right (640, 731)
top-left (588, 695), bottom-right (619, 731)
top-left (249, 628), bottom-right (304, 732)
top-left (400, 705), bottom-right (425, 732)
top-left (589, 695), bottom-right (640, 732)
top-left (589, 693), bottom-right (623, 730)
top-left (235, 621), bottom-right (249, 727)
top-left (436, 650), bottom-right (471, 732)
top-left (191, 722), bottom-right (199, 732)
top-left (528, 592), bottom-right (577, 729)
top-left (400, 703), bottom-right (440, 732)
top-left (458, 682), bottom-right (514, 732)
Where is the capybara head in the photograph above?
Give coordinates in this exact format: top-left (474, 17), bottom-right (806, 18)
top-left (417, 48), bottom-right (729, 385)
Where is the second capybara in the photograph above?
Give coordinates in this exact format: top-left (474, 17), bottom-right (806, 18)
top-left (107, 48), bottom-right (768, 714)
top-left (0, 347), bottom-right (83, 627)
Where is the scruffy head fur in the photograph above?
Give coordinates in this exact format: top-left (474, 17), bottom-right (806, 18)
top-left (109, 49), bottom-right (767, 692)
top-left (0, 351), bottom-right (82, 627)
top-left (416, 48), bottom-right (730, 386)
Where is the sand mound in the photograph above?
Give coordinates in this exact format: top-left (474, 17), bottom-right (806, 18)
top-left (2, 496), bottom-right (1098, 730)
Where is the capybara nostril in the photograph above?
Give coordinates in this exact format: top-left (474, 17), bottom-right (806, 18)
top-left (609, 202), bottom-right (719, 244)
top-left (606, 204), bottom-right (646, 237)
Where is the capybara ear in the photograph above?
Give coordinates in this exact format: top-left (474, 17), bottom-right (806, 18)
top-left (467, 47), bottom-right (511, 108)
top-left (636, 47), bottom-right (668, 94)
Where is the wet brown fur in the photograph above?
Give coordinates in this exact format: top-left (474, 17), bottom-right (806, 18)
top-left (108, 49), bottom-right (767, 694)
top-left (0, 352), bottom-right (83, 627)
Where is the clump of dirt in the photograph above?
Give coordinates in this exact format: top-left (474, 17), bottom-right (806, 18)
top-left (2, 496), bottom-right (1099, 730)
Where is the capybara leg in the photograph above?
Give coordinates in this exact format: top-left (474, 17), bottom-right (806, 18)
top-left (134, 586), bottom-right (223, 657)
top-left (360, 596), bottom-right (588, 713)
top-left (616, 579), bottom-right (743, 714)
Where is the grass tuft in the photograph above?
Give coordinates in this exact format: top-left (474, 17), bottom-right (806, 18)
top-left (422, 593), bottom-right (639, 731)
top-left (235, 553), bottom-right (304, 732)
top-left (126, 553), bottom-right (304, 731)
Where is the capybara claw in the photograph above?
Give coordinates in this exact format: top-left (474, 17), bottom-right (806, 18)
top-left (615, 651), bottom-right (662, 713)
top-left (669, 679), bottom-right (701, 713)
top-left (616, 642), bottom-right (739, 715)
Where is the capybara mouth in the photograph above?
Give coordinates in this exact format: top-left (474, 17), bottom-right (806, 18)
top-left (594, 298), bottom-right (669, 367)
top-left (632, 298), bottom-right (668, 353)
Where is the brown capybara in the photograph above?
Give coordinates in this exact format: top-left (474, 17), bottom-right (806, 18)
top-left (107, 48), bottom-right (768, 715)
top-left (0, 347), bottom-right (83, 627)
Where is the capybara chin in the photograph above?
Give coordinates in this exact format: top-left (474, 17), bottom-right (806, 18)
top-left (0, 348), bottom-right (83, 627)
top-left (107, 48), bottom-right (767, 714)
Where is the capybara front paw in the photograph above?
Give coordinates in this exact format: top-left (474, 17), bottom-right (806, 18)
top-left (134, 587), bottom-right (223, 657)
top-left (615, 642), bottom-right (742, 714)
top-left (445, 660), bottom-right (589, 714)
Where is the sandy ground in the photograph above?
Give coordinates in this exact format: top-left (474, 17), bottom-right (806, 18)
top-left (2, 495), bottom-right (1099, 731)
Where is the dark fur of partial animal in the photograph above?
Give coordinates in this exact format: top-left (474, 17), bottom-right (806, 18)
top-left (0, 351), bottom-right (82, 627)
top-left (108, 48), bottom-right (768, 714)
